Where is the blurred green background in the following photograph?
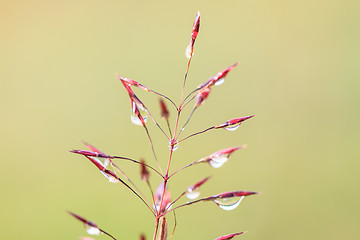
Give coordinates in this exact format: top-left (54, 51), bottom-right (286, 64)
top-left (1, 0), bottom-right (359, 239)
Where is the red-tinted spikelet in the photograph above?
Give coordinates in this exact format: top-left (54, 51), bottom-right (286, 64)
top-left (119, 76), bottom-right (139, 87)
top-left (186, 177), bottom-right (210, 199)
top-left (186, 11), bottom-right (200, 59)
top-left (85, 156), bottom-right (106, 171)
top-left (117, 76), bottom-right (148, 126)
top-left (85, 156), bottom-right (119, 182)
top-left (159, 99), bottom-right (169, 120)
top-left (191, 11), bottom-right (200, 41)
top-left (118, 78), bottom-right (148, 126)
top-left (208, 62), bottom-right (238, 88)
top-left (70, 150), bottom-right (110, 158)
top-left (215, 232), bottom-right (244, 240)
top-left (215, 115), bottom-right (255, 129)
top-left (116, 74), bottom-right (149, 92)
top-left (119, 77), bottom-right (135, 96)
top-left (211, 63), bottom-right (238, 85)
top-left (227, 115), bottom-right (255, 125)
top-left (103, 169), bottom-right (118, 180)
top-left (82, 141), bottom-right (105, 154)
top-left (68, 211), bottom-right (102, 236)
top-left (140, 159), bottom-right (150, 181)
top-left (210, 145), bottom-right (246, 158)
top-left (68, 211), bottom-right (97, 228)
top-left (217, 191), bottom-right (258, 199)
top-left (198, 63), bottom-right (238, 89)
top-left (139, 234), bottom-right (146, 240)
top-left (195, 87), bottom-right (211, 107)
top-left (131, 99), bottom-right (147, 126)
top-left (192, 176), bottom-right (210, 190)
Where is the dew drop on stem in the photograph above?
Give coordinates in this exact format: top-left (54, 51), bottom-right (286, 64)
top-left (130, 101), bottom-right (148, 126)
top-left (185, 44), bottom-right (192, 59)
top-left (224, 124), bottom-right (241, 131)
top-left (209, 155), bottom-right (228, 168)
top-left (168, 139), bottom-right (179, 151)
top-left (214, 196), bottom-right (245, 211)
top-left (100, 171), bottom-right (119, 183)
top-left (214, 78), bottom-right (225, 86)
top-left (186, 187), bottom-right (200, 199)
top-left (85, 226), bottom-right (101, 235)
top-left (131, 111), bottom-right (148, 126)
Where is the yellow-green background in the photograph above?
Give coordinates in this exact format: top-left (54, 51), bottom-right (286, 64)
top-left (1, 0), bottom-right (359, 239)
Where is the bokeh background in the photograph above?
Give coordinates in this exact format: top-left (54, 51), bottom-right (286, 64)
top-left (1, 0), bottom-right (359, 239)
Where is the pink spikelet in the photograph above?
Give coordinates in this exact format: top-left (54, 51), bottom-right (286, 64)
top-left (215, 232), bottom-right (245, 240)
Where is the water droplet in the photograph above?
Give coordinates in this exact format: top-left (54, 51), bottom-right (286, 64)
top-left (215, 78), bottom-right (225, 86)
top-left (130, 102), bottom-right (148, 126)
top-left (168, 139), bottom-right (179, 151)
top-left (85, 226), bottom-right (100, 235)
top-left (214, 196), bottom-right (245, 211)
top-left (100, 171), bottom-right (119, 183)
top-left (137, 103), bottom-right (146, 111)
top-left (131, 112), bottom-right (148, 126)
top-left (103, 158), bottom-right (110, 168)
top-left (92, 157), bottom-right (104, 167)
top-left (185, 44), bottom-right (192, 59)
top-left (209, 155), bottom-right (228, 168)
top-left (93, 156), bottom-right (111, 169)
top-left (224, 124), bottom-right (240, 131)
top-left (186, 188), bottom-right (200, 199)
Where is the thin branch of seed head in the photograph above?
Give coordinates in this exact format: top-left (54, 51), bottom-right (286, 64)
top-left (149, 89), bottom-right (178, 111)
top-left (68, 211), bottom-right (118, 240)
top-left (171, 110), bottom-right (182, 143)
top-left (183, 106), bottom-right (197, 128)
top-left (153, 218), bottom-right (160, 240)
top-left (111, 162), bottom-right (133, 183)
top-left (180, 91), bottom-right (198, 111)
top-left (166, 196), bottom-right (215, 214)
top-left (169, 211), bottom-right (177, 239)
top-left (165, 144), bottom-right (175, 178)
top-left (100, 228), bottom-right (118, 240)
top-left (166, 192), bottom-right (185, 212)
top-left (147, 180), bottom-right (156, 206)
top-left (144, 125), bottom-right (164, 175)
top-left (116, 174), bottom-right (156, 216)
top-left (110, 156), bottom-right (163, 177)
top-left (176, 106), bottom-right (197, 139)
top-left (180, 87), bottom-right (201, 108)
top-left (179, 64), bottom-right (191, 105)
top-left (178, 126), bottom-right (215, 143)
top-left (168, 159), bottom-right (201, 178)
top-left (111, 162), bottom-right (154, 210)
top-left (166, 118), bottom-right (173, 139)
top-left (145, 108), bottom-right (170, 140)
